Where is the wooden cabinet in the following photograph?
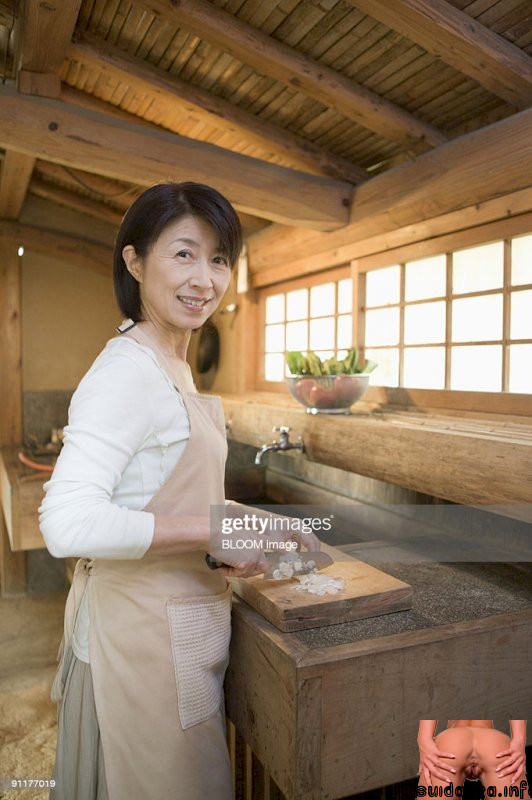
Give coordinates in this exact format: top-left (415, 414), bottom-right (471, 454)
top-left (225, 557), bottom-right (532, 800)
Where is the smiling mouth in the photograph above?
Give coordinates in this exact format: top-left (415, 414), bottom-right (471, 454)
top-left (176, 295), bottom-right (212, 308)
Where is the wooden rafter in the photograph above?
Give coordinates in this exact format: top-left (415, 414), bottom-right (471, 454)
top-left (136, 0), bottom-right (447, 152)
top-left (29, 177), bottom-right (123, 227)
top-left (0, 150), bottom-right (35, 219)
top-left (346, 0), bottom-right (532, 110)
top-left (0, 220), bottom-right (113, 277)
top-left (68, 33), bottom-right (367, 184)
top-left (247, 109), bottom-right (532, 283)
top-left (16, 0), bottom-right (82, 97)
top-left (33, 159), bottom-right (269, 236)
top-left (34, 160), bottom-right (140, 209)
top-left (0, 84), bottom-right (352, 230)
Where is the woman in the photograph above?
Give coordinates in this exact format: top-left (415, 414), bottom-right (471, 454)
top-left (417, 720), bottom-right (528, 797)
top-left (40, 183), bottom-right (316, 800)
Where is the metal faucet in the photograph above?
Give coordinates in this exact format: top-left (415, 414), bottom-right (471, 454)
top-left (255, 426), bottom-right (305, 465)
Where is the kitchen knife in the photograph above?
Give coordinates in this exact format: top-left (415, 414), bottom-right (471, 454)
top-left (205, 551), bottom-right (333, 577)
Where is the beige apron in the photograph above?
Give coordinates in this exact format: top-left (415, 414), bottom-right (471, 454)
top-left (52, 326), bottom-right (233, 800)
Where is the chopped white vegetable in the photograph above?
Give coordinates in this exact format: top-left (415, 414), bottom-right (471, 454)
top-left (292, 573), bottom-right (346, 595)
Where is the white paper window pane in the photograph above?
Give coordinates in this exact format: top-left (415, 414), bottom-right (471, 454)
top-left (314, 350), bottom-right (334, 362)
top-left (403, 347), bottom-right (445, 389)
top-left (310, 283), bottom-right (335, 317)
top-left (365, 307), bottom-right (400, 346)
top-left (265, 294), bottom-right (284, 323)
top-left (265, 323), bottom-right (284, 353)
top-left (404, 301), bottom-right (446, 344)
top-left (285, 321), bottom-right (308, 351)
top-left (405, 255), bottom-right (446, 301)
top-left (365, 265), bottom-right (400, 307)
top-left (286, 288), bottom-right (308, 321)
top-left (510, 290), bottom-right (532, 339)
top-left (364, 348), bottom-right (399, 387)
top-left (336, 349), bottom-right (348, 360)
top-left (511, 235), bottom-right (532, 286)
top-left (450, 345), bottom-right (502, 391)
top-left (309, 317), bottom-right (335, 350)
top-left (509, 344), bottom-right (532, 393)
top-left (452, 242), bottom-right (503, 294)
top-left (337, 278), bottom-right (352, 313)
top-left (337, 314), bottom-right (352, 349)
top-left (452, 294), bottom-right (502, 342)
top-left (264, 353), bottom-right (285, 382)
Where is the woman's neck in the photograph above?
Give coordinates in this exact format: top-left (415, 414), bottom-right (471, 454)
top-left (136, 320), bottom-right (190, 362)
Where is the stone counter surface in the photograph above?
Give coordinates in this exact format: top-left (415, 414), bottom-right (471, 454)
top-left (293, 560), bottom-right (531, 648)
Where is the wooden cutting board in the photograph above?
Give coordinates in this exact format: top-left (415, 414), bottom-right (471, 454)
top-left (229, 542), bottom-right (412, 632)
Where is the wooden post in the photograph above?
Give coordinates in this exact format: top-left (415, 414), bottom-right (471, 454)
top-left (0, 237), bottom-right (26, 595)
top-left (235, 288), bottom-right (259, 395)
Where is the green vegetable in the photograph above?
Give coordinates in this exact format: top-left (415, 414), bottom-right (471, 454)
top-left (306, 351), bottom-right (324, 376)
top-left (360, 358), bottom-right (378, 374)
top-left (285, 348), bottom-right (378, 376)
top-left (286, 351), bottom-right (310, 375)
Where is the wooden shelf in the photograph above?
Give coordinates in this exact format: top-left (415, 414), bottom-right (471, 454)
top-left (220, 392), bottom-right (532, 520)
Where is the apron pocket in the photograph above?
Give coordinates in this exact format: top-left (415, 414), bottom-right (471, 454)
top-left (166, 584), bottom-right (232, 730)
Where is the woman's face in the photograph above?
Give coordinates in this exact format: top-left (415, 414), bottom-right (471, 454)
top-left (124, 214), bottom-right (233, 331)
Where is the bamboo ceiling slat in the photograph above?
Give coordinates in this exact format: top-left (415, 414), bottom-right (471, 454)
top-left (321, 19), bottom-right (390, 73)
top-left (68, 0), bottom-right (531, 188)
top-left (475, 0), bottom-right (529, 29)
top-left (96, 0), bottom-right (123, 35)
top-left (78, 0), bottom-right (96, 30)
top-left (428, 85), bottom-right (504, 127)
top-left (229, 0), bottom-right (300, 33)
top-left (135, 17), bottom-right (168, 60)
top-left (270, 2), bottom-right (328, 46)
top-left (87, 0), bottom-right (114, 32)
top-left (360, 46), bottom-right (430, 90)
top-left (292, 4), bottom-right (357, 57)
top-left (237, 1), bottom-right (288, 29)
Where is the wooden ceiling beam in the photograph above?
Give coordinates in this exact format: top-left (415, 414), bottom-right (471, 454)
top-left (346, 0), bottom-right (532, 110)
top-left (247, 109), bottom-right (532, 281)
top-left (34, 160), bottom-right (139, 210)
top-left (34, 159), bottom-right (269, 236)
top-left (0, 220), bottom-right (112, 277)
top-left (68, 33), bottom-right (367, 184)
top-left (16, 0), bottom-right (82, 98)
top-left (0, 150), bottom-right (35, 219)
top-left (0, 84), bottom-right (352, 231)
top-left (137, 0), bottom-right (447, 152)
top-left (28, 177), bottom-right (123, 227)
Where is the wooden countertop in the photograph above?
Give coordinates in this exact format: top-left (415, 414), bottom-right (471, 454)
top-left (0, 447), bottom-right (52, 550)
top-left (220, 392), bottom-right (532, 521)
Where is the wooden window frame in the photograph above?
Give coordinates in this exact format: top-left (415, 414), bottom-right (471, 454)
top-left (255, 219), bottom-right (532, 417)
top-left (256, 265), bottom-right (351, 393)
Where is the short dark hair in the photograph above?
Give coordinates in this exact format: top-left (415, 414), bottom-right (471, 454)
top-left (113, 182), bottom-right (243, 321)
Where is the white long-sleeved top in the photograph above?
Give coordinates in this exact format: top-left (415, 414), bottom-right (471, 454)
top-left (39, 335), bottom-right (193, 662)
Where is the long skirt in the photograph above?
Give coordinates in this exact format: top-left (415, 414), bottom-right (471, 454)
top-left (49, 646), bottom-right (109, 800)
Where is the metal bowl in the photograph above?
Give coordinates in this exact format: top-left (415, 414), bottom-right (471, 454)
top-left (286, 374), bottom-right (371, 414)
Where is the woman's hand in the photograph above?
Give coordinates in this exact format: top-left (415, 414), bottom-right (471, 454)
top-left (495, 738), bottom-right (527, 784)
top-left (218, 557), bottom-right (268, 579)
top-left (288, 526), bottom-right (322, 553)
top-left (418, 737), bottom-right (456, 787)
